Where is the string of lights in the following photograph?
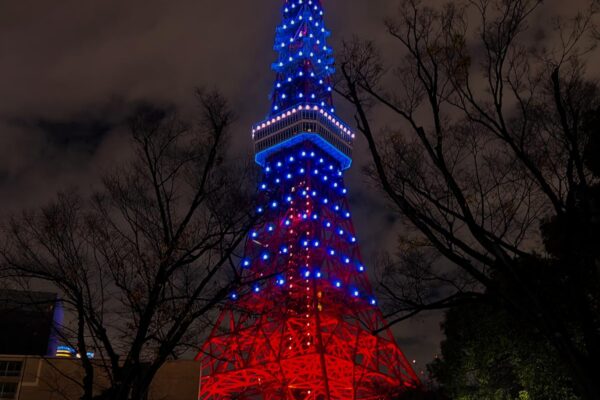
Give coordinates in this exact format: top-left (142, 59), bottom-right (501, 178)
top-left (197, 1), bottom-right (420, 398)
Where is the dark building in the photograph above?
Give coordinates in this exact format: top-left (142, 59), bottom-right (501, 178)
top-left (0, 290), bottom-right (62, 357)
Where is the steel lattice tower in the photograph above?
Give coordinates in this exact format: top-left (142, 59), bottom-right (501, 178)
top-left (197, 1), bottom-right (420, 398)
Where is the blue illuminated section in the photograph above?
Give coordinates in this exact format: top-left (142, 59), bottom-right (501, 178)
top-left (270, 0), bottom-right (334, 115)
top-left (252, 104), bottom-right (354, 169)
top-left (255, 132), bottom-right (351, 170)
top-left (254, 1), bottom-right (353, 168)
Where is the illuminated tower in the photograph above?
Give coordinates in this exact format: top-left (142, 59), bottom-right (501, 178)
top-left (197, 1), bottom-right (420, 398)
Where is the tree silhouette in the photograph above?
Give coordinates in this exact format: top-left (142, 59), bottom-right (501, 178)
top-left (337, 0), bottom-right (600, 398)
top-left (1, 90), bottom-right (257, 400)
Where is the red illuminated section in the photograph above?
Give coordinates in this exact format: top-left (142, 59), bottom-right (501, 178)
top-left (197, 144), bottom-right (420, 399)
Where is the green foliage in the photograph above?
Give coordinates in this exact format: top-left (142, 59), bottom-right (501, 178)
top-left (429, 104), bottom-right (600, 400)
top-left (429, 303), bottom-right (580, 400)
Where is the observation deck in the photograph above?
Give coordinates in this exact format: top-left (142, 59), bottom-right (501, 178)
top-left (252, 104), bottom-right (354, 170)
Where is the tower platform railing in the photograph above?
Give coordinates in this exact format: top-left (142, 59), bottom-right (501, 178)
top-left (252, 105), bottom-right (355, 169)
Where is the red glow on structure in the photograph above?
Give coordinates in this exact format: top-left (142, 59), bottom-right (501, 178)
top-left (196, 144), bottom-right (420, 399)
top-left (197, 1), bottom-right (419, 397)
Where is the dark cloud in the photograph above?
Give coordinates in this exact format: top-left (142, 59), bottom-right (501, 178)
top-left (9, 97), bottom-right (133, 152)
top-left (0, 0), bottom-right (594, 368)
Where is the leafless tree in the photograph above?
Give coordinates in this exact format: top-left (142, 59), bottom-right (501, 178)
top-left (1, 90), bottom-right (257, 400)
top-left (337, 0), bottom-right (600, 398)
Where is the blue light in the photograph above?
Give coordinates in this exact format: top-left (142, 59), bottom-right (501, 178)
top-left (251, 231), bottom-right (258, 238)
top-left (262, 252), bottom-right (270, 261)
top-left (370, 298), bottom-right (377, 305)
top-left (277, 277), bottom-right (286, 286)
top-left (334, 281), bottom-right (342, 288)
top-left (255, 134), bottom-right (352, 170)
top-left (254, 286), bottom-right (261, 293)
top-left (243, 259), bottom-right (251, 267)
top-left (353, 290), bottom-right (360, 297)
top-left (231, 293), bottom-right (238, 300)
top-left (358, 265), bottom-right (365, 272)
top-left (261, 0), bottom-right (354, 168)
top-left (271, 201), bottom-right (278, 208)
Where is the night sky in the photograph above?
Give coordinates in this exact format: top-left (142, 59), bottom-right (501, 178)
top-left (0, 0), bottom-right (593, 372)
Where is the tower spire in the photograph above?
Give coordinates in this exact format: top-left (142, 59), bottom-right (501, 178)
top-left (197, 2), bottom-right (421, 398)
top-left (271, 0), bottom-right (335, 115)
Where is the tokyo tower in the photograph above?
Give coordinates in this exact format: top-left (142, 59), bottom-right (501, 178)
top-left (197, 1), bottom-right (420, 398)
